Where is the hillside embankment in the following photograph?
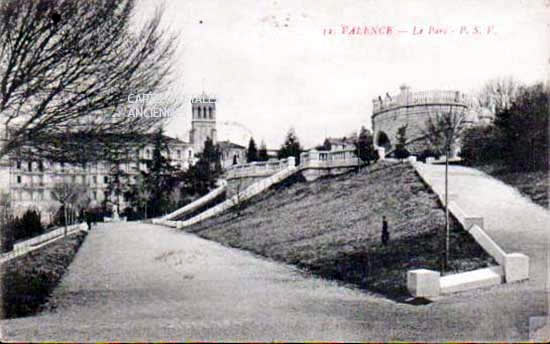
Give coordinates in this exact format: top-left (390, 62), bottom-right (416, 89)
top-left (185, 161), bottom-right (494, 299)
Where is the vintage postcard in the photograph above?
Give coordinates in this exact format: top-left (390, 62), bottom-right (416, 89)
top-left (0, 0), bottom-right (548, 342)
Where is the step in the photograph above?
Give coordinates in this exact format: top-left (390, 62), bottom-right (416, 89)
top-left (440, 266), bottom-right (503, 294)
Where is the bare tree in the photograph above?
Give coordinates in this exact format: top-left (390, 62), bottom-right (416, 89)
top-left (50, 182), bottom-right (84, 237)
top-left (421, 109), bottom-right (466, 271)
top-left (0, 191), bottom-right (13, 251)
top-left (46, 201), bottom-right (60, 225)
top-left (476, 77), bottom-right (521, 115)
top-left (231, 178), bottom-right (247, 217)
top-left (134, 174), bottom-right (152, 219)
top-left (0, 0), bottom-right (179, 163)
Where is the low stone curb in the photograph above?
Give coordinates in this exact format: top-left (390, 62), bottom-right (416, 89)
top-left (407, 160), bottom-right (529, 299)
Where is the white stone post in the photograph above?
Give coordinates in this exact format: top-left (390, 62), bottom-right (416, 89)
top-left (407, 269), bottom-right (440, 298)
top-left (287, 156), bottom-right (295, 167)
top-left (377, 147), bottom-right (385, 160)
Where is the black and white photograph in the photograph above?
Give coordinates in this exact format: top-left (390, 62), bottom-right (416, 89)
top-left (0, 0), bottom-right (548, 341)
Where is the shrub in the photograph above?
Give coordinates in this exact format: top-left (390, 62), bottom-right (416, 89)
top-left (460, 125), bottom-right (502, 166)
top-left (12, 209), bottom-right (44, 242)
top-left (0, 220), bottom-right (15, 253)
top-left (416, 149), bottom-right (439, 163)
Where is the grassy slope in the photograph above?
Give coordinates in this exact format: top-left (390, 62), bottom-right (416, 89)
top-left (1, 231), bottom-right (87, 319)
top-left (186, 162), bottom-right (494, 299)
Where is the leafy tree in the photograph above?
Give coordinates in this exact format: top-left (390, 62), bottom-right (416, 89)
top-left (315, 138), bottom-right (332, 151)
top-left (278, 128), bottom-right (303, 165)
top-left (354, 126), bottom-right (378, 166)
top-left (492, 83), bottom-right (548, 171)
top-left (105, 148), bottom-right (132, 214)
top-left (394, 125), bottom-right (410, 160)
top-left (246, 137), bottom-right (258, 163)
top-left (462, 82), bottom-right (548, 172)
top-left (140, 128), bottom-right (180, 217)
top-left (460, 125), bottom-right (501, 166)
top-left (0, 0), bottom-right (179, 163)
top-left (258, 141), bottom-right (269, 161)
top-left (422, 109), bottom-right (466, 272)
top-left (12, 209), bottom-right (44, 241)
top-left (181, 137), bottom-right (222, 198)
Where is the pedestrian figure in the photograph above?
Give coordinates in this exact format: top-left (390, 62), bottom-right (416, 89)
top-left (381, 215), bottom-right (389, 246)
top-left (85, 209), bottom-right (92, 230)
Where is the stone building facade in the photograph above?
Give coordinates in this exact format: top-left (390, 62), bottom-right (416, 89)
top-left (372, 85), bottom-right (469, 154)
top-left (0, 91), bottom-right (250, 222)
top-left (3, 135), bottom-right (193, 222)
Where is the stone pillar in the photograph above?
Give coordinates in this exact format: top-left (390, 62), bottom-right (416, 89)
top-left (407, 269), bottom-right (440, 297)
top-left (287, 156), bottom-right (295, 167)
top-left (309, 149), bottom-right (320, 161)
top-left (504, 253), bottom-right (529, 283)
top-left (377, 147), bottom-right (385, 160)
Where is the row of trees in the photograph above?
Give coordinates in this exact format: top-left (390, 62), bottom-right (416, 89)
top-left (461, 82), bottom-right (548, 172)
top-left (246, 138), bottom-right (269, 163)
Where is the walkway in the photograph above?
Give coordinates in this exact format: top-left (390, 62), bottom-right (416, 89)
top-left (0, 193), bottom-right (547, 341)
top-left (417, 164), bottom-right (549, 319)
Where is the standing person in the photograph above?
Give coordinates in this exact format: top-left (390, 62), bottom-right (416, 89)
top-left (85, 208), bottom-right (93, 231)
top-left (381, 216), bottom-right (389, 246)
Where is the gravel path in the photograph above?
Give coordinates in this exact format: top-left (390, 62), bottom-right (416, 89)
top-left (0, 186), bottom-right (547, 342)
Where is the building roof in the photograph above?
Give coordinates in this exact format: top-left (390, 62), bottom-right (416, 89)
top-left (217, 140), bottom-right (245, 150)
top-left (141, 133), bottom-right (189, 146)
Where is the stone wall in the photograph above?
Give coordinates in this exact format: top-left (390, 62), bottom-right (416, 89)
top-left (372, 88), bottom-right (468, 154)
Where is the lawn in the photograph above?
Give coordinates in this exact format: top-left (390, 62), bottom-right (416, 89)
top-left (1, 231), bottom-right (87, 319)
top-left (185, 161), bottom-right (495, 300)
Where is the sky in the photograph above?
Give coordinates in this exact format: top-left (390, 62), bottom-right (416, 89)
top-left (136, 0), bottom-right (549, 149)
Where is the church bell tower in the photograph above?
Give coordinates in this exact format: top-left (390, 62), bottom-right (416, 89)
top-left (190, 93), bottom-right (217, 153)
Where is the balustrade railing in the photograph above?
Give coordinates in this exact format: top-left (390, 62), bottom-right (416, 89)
top-left (225, 157), bottom-right (294, 179)
top-left (372, 90), bottom-right (467, 113)
top-left (300, 149), bottom-right (359, 168)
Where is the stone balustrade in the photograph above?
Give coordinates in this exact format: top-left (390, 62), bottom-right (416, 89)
top-left (300, 149), bottom-right (359, 169)
top-left (372, 89), bottom-right (467, 114)
top-left (225, 157), bottom-right (295, 180)
top-left (160, 179), bottom-right (227, 221)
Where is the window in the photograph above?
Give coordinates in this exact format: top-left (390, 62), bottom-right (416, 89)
top-left (104, 176), bottom-right (108, 183)
top-left (145, 149), bottom-right (150, 158)
top-left (38, 161), bottom-right (44, 172)
top-left (16, 161), bottom-right (21, 169)
top-left (92, 176), bottom-right (97, 184)
top-left (177, 149), bottom-right (181, 159)
top-left (17, 175), bottom-right (21, 184)
top-left (198, 107), bottom-right (202, 118)
top-left (209, 107), bottom-right (212, 119)
top-left (188, 150), bottom-right (192, 158)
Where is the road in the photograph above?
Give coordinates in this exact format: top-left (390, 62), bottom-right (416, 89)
top-left (0, 165), bottom-right (547, 341)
